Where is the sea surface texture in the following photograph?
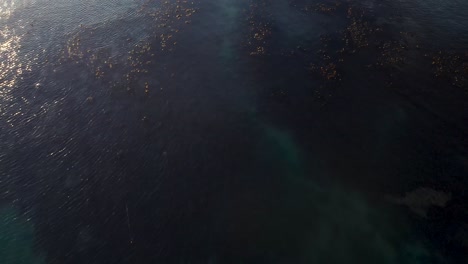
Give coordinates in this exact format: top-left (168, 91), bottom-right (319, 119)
top-left (0, 0), bottom-right (467, 263)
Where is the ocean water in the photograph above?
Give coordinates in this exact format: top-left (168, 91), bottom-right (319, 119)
top-left (0, 0), bottom-right (467, 263)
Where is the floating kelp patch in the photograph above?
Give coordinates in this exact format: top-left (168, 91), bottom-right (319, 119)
top-left (312, 1), bottom-right (343, 15)
top-left (432, 52), bottom-right (468, 91)
top-left (244, 0), bottom-right (273, 56)
top-left (58, 0), bottom-right (199, 98)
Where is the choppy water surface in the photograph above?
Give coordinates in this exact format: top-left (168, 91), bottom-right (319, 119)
top-left (1, 0), bottom-right (467, 263)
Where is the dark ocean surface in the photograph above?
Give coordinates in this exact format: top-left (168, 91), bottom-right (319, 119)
top-left (0, 0), bottom-right (467, 263)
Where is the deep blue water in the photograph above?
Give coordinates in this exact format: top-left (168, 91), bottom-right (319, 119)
top-left (1, 0), bottom-right (467, 263)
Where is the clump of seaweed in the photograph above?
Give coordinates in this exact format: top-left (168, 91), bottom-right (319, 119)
top-left (59, 0), bottom-right (199, 97)
top-left (307, 5), bottom-right (377, 86)
top-left (309, 34), bottom-right (342, 83)
top-left (341, 6), bottom-right (384, 53)
top-left (245, 0), bottom-right (273, 56)
top-left (307, 2), bottom-right (424, 90)
top-left (375, 39), bottom-right (408, 69)
top-left (310, 61), bottom-right (341, 82)
top-left (432, 52), bottom-right (468, 90)
top-left (320, 62), bottom-right (339, 80)
top-left (312, 2), bottom-right (342, 15)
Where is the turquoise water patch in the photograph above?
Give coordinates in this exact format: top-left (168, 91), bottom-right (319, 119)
top-left (217, 0), bottom-right (241, 61)
top-left (262, 125), bottom-right (304, 177)
top-left (251, 124), bottom-right (434, 263)
top-left (0, 207), bottom-right (44, 264)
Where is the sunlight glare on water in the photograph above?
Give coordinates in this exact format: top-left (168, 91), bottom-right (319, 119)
top-left (0, 0), bottom-right (15, 19)
top-left (0, 0), bottom-right (467, 263)
top-left (0, 26), bottom-right (23, 94)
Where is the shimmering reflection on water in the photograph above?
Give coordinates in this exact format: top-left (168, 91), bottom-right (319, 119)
top-left (0, 27), bottom-right (21, 90)
top-left (0, 0), bottom-right (467, 263)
